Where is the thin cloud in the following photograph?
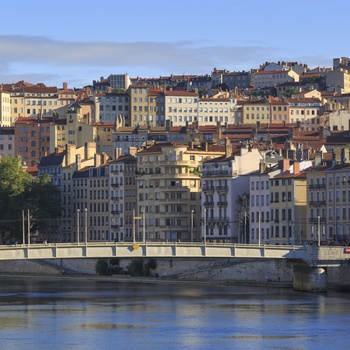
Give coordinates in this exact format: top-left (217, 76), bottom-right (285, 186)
top-left (0, 35), bottom-right (272, 72)
top-left (0, 35), bottom-right (335, 87)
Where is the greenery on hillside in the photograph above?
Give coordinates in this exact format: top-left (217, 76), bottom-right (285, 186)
top-left (0, 156), bottom-right (61, 243)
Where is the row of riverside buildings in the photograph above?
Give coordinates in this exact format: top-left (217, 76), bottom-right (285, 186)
top-left (2, 57), bottom-right (350, 245)
top-left (35, 136), bottom-right (350, 246)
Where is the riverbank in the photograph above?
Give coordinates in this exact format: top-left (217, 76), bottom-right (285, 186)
top-left (0, 272), bottom-right (293, 290)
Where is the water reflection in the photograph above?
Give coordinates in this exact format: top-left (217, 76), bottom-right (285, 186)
top-left (1, 276), bottom-right (350, 350)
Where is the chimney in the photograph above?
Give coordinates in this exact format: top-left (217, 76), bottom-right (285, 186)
top-left (63, 82), bottom-right (68, 90)
top-left (128, 146), bottom-right (137, 157)
top-left (278, 158), bottom-right (290, 173)
top-left (225, 138), bottom-right (232, 157)
top-left (314, 151), bottom-right (322, 166)
top-left (94, 153), bottom-right (101, 167)
top-left (115, 148), bottom-right (122, 159)
top-left (259, 160), bottom-right (266, 174)
top-left (76, 154), bottom-right (81, 171)
top-left (85, 142), bottom-right (96, 160)
top-left (319, 126), bottom-right (324, 141)
top-left (101, 153), bottom-right (109, 164)
top-left (293, 161), bottom-right (300, 174)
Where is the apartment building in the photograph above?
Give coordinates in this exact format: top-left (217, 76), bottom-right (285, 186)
top-left (249, 162), bottom-right (280, 244)
top-left (269, 160), bottom-right (308, 245)
top-left (270, 99), bottom-right (289, 123)
top-left (98, 91), bottom-right (129, 123)
top-left (57, 82), bottom-right (77, 111)
top-left (128, 85), bottom-right (160, 127)
top-left (0, 88), bottom-right (11, 126)
top-left (307, 159), bottom-right (350, 245)
top-left (108, 73), bottom-right (131, 90)
top-left (197, 98), bottom-right (234, 125)
top-left (15, 116), bottom-right (53, 166)
top-left (109, 153), bottom-right (137, 242)
top-left (222, 71), bottom-right (250, 90)
top-left (201, 143), bottom-right (263, 243)
top-left (326, 65), bottom-right (350, 93)
top-left (92, 121), bottom-right (115, 157)
top-left (250, 70), bottom-right (299, 89)
top-left (0, 127), bottom-right (14, 157)
top-left (287, 98), bottom-right (324, 131)
top-left (164, 90), bottom-right (199, 126)
top-left (240, 99), bottom-right (270, 124)
top-left (72, 154), bottom-right (110, 242)
top-left (136, 141), bottom-right (224, 242)
top-left (37, 143), bottom-right (97, 242)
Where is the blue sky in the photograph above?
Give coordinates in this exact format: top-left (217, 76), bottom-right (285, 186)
top-left (0, 0), bottom-right (347, 88)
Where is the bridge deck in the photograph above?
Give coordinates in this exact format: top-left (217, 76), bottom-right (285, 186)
top-left (0, 242), bottom-right (307, 261)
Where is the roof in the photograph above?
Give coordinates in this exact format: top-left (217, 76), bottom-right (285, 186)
top-left (38, 153), bottom-right (65, 167)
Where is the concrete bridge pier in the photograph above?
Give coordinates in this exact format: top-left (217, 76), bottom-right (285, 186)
top-left (293, 264), bottom-right (327, 293)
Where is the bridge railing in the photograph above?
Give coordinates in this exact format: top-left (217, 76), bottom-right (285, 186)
top-left (0, 242), bottom-right (307, 261)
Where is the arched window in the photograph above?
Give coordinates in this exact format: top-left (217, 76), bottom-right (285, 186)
top-left (31, 130), bottom-right (36, 137)
top-left (31, 151), bottom-right (36, 157)
top-left (31, 140), bottom-right (36, 147)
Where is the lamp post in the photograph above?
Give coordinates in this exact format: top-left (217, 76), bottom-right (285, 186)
top-left (84, 208), bottom-right (88, 244)
top-left (191, 210), bottom-right (194, 243)
top-left (203, 208), bottom-right (207, 244)
top-left (317, 216), bottom-right (321, 247)
top-left (76, 209), bottom-right (80, 244)
top-left (27, 209), bottom-right (30, 246)
top-left (132, 209), bottom-right (136, 243)
top-left (142, 206), bottom-right (146, 243)
top-left (22, 210), bottom-right (25, 244)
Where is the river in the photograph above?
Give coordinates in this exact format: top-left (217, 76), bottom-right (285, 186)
top-left (0, 275), bottom-right (349, 350)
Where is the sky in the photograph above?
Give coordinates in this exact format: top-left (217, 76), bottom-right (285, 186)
top-left (0, 0), bottom-right (348, 89)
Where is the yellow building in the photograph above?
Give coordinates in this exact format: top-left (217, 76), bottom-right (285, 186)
top-left (241, 100), bottom-right (270, 124)
top-left (136, 141), bottom-right (225, 241)
top-left (50, 102), bottom-right (96, 152)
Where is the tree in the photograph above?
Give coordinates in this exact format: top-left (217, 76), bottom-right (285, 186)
top-left (0, 156), bottom-right (61, 242)
top-left (0, 156), bottom-right (32, 241)
top-left (26, 174), bottom-right (61, 234)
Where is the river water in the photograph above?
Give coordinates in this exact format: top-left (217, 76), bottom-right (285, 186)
top-left (0, 276), bottom-right (349, 350)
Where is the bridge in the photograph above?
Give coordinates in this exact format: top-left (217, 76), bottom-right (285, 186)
top-left (0, 242), bottom-right (306, 260)
top-left (1, 242), bottom-right (350, 292)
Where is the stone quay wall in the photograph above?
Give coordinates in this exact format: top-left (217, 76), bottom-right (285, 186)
top-left (0, 257), bottom-right (349, 288)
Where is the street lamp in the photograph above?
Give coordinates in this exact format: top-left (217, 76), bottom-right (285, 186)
top-left (77, 209), bottom-right (80, 244)
top-left (84, 208), bottom-right (88, 244)
top-left (191, 210), bottom-right (194, 243)
top-left (203, 208), bottom-right (207, 244)
top-left (317, 216), bottom-right (321, 247)
top-left (142, 206), bottom-right (146, 243)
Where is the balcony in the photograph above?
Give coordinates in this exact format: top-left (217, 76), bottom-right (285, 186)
top-left (111, 196), bottom-right (120, 201)
top-left (202, 170), bottom-right (230, 177)
top-left (308, 200), bottom-right (326, 206)
top-left (216, 186), bottom-right (228, 191)
top-left (217, 201), bottom-right (228, 206)
top-left (308, 183), bottom-right (326, 189)
top-left (159, 197), bottom-right (189, 204)
top-left (111, 210), bottom-right (121, 215)
top-left (309, 217), bottom-right (327, 224)
top-left (202, 186), bottom-right (215, 192)
top-left (203, 201), bottom-right (214, 206)
top-left (205, 217), bottom-right (230, 224)
top-left (111, 183), bottom-right (120, 188)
